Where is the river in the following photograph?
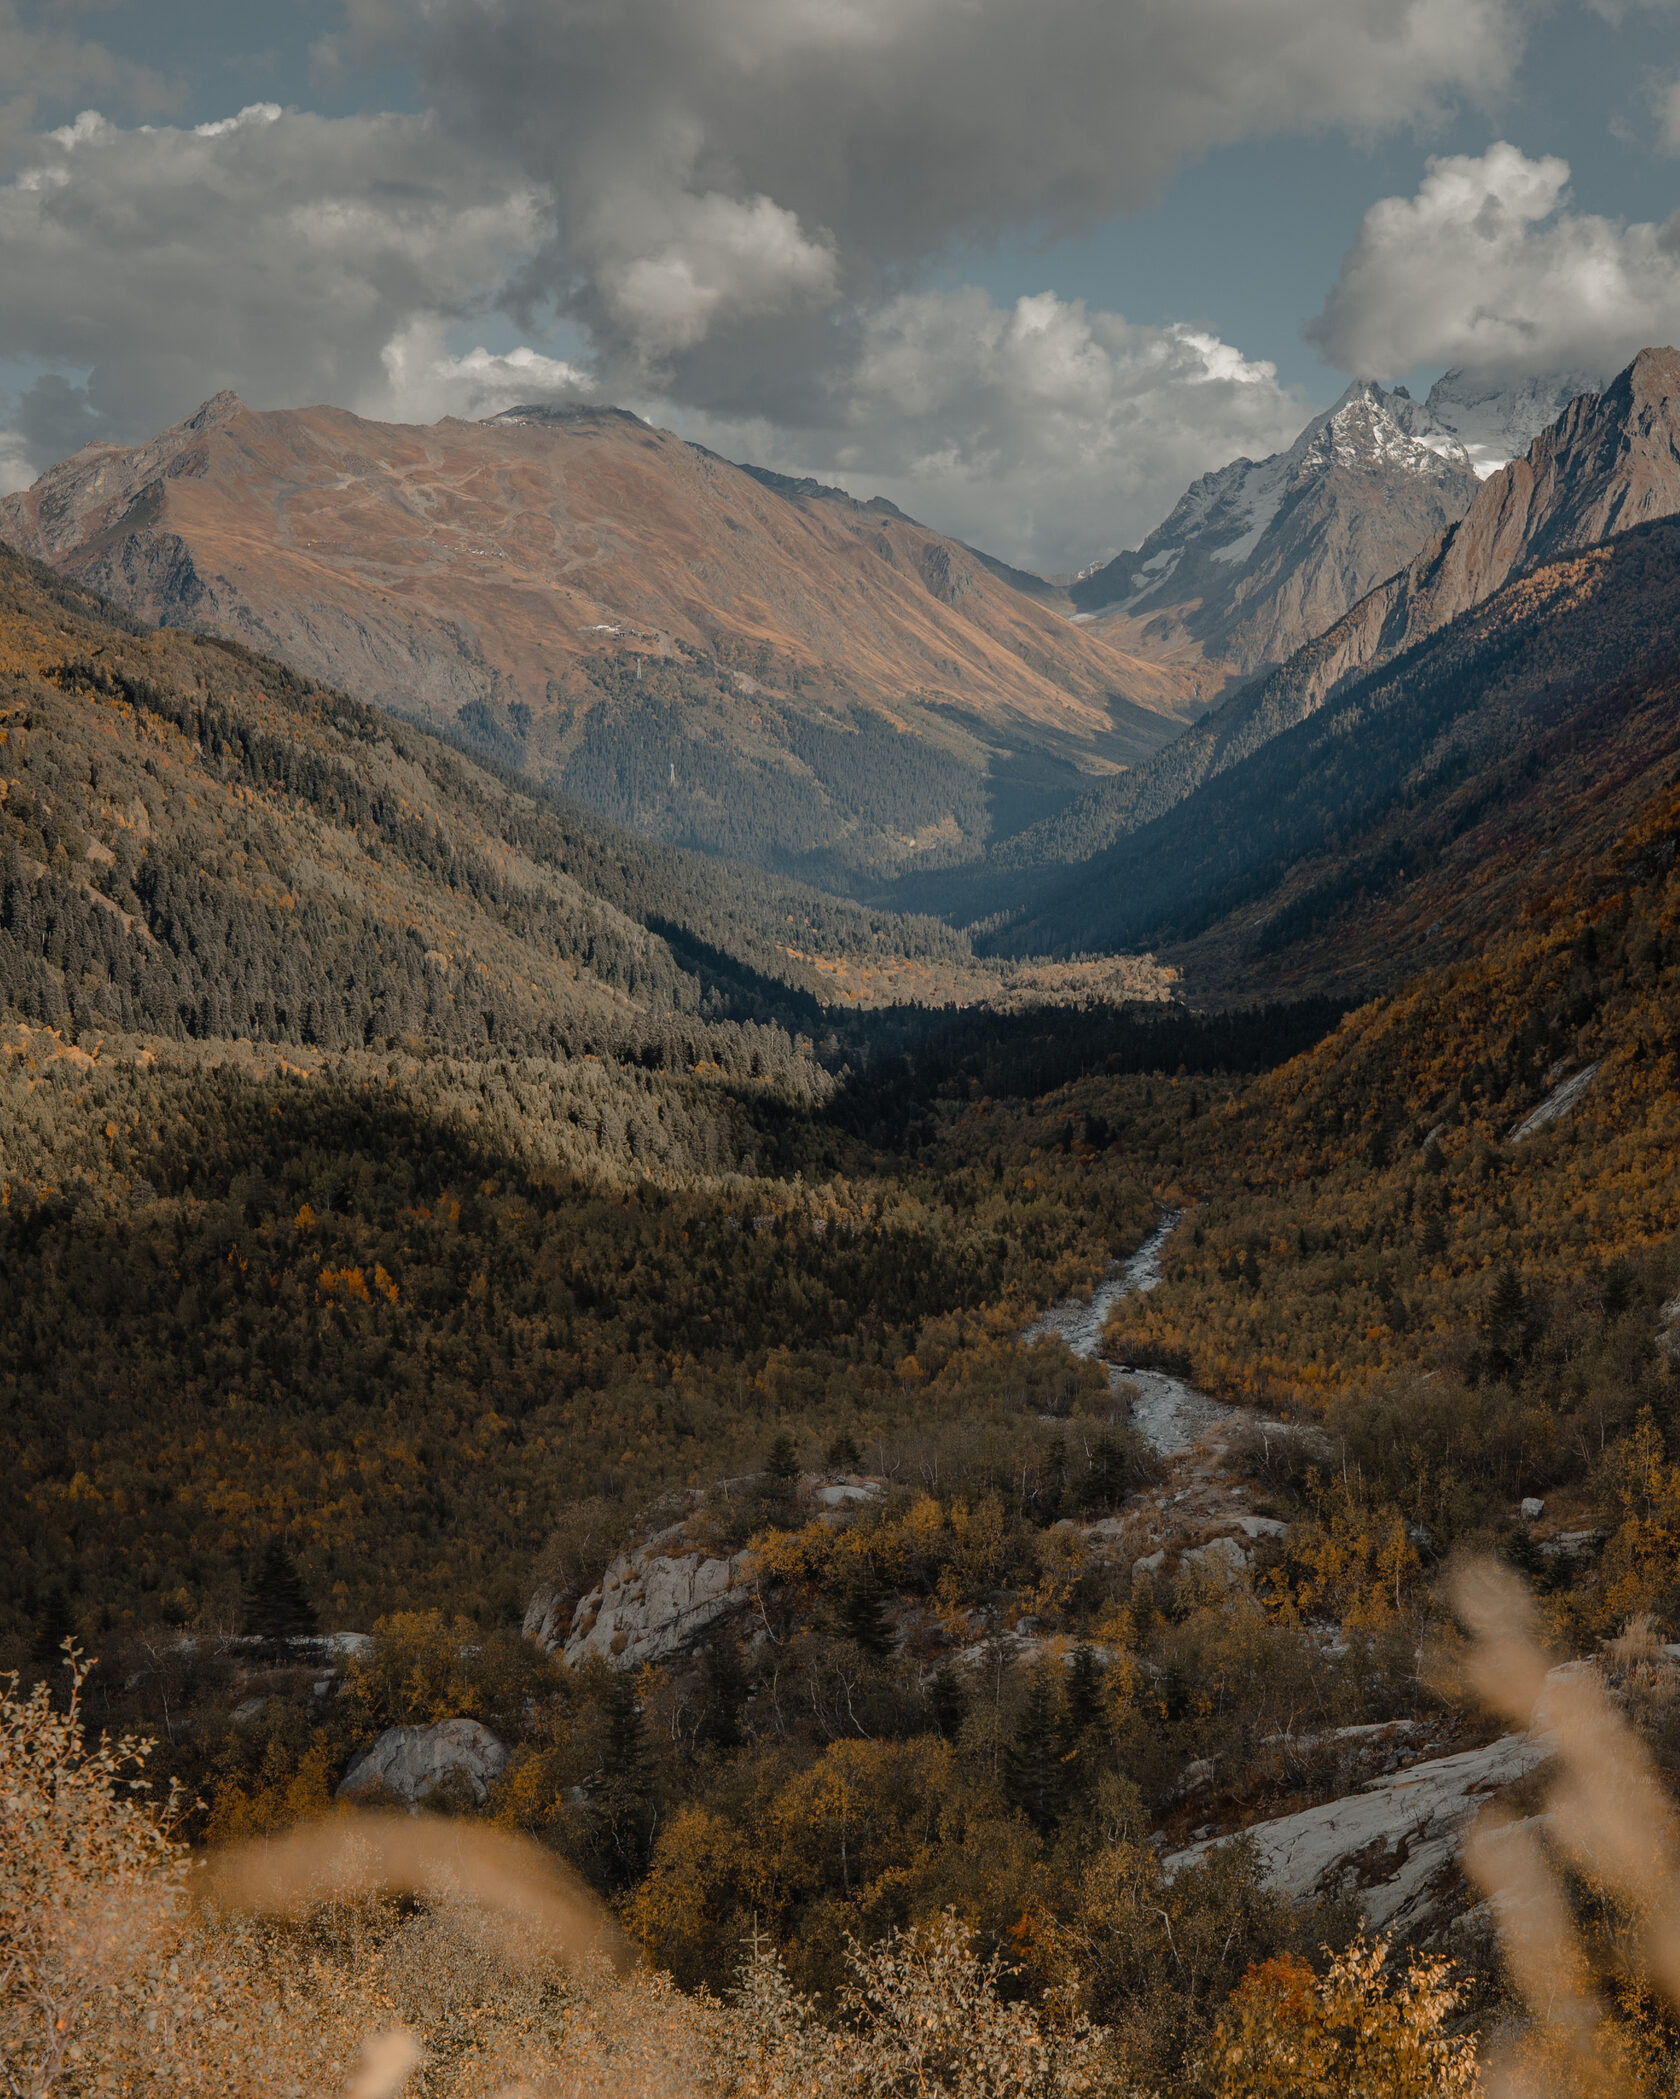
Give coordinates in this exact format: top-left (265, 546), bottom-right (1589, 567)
top-left (1024, 1213), bottom-right (1238, 1457)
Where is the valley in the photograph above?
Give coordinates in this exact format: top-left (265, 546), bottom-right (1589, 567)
top-left (7, 350), bottom-right (1680, 2098)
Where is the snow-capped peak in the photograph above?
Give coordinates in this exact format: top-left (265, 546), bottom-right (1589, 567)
top-left (1291, 380), bottom-right (1472, 486)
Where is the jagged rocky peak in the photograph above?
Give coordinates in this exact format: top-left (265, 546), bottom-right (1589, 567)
top-left (1291, 378), bottom-right (1471, 483)
top-left (1069, 379), bottom-right (1480, 680)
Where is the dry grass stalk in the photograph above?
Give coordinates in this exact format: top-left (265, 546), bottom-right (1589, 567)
top-left (1455, 1561), bottom-right (1680, 2096)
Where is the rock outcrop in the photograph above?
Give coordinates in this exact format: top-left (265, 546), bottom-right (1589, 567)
top-left (1163, 1732), bottom-right (1551, 1934)
top-left (337, 1718), bottom-right (508, 1807)
top-left (527, 1524), bottom-right (755, 1670)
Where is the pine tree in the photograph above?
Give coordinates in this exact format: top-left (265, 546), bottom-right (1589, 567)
top-left (764, 1430), bottom-right (800, 1488)
top-left (1487, 1266), bottom-right (1526, 1367)
top-left (1003, 1668), bottom-right (1065, 1834)
top-left (242, 1537), bottom-right (317, 1644)
top-left (701, 1634), bottom-right (747, 1750)
top-left (1064, 1644), bottom-right (1104, 1740)
top-left (825, 1427), bottom-right (862, 1472)
top-left (927, 1662), bottom-right (965, 1741)
top-left (1080, 1431), bottom-right (1128, 1514)
top-left (595, 1667), bottom-right (653, 1879)
top-left (838, 1567), bottom-right (895, 1659)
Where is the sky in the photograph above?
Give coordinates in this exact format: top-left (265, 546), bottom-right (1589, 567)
top-left (2, 0), bottom-right (1680, 573)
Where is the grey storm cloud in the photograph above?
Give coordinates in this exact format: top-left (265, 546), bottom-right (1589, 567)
top-left (382, 0), bottom-right (1530, 377)
top-left (0, 0), bottom-right (1534, 559)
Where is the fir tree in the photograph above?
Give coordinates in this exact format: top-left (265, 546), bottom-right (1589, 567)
top-left (701, 1634), bottom-right (748, 1751)
top-left (1003, 1667), bottom-right (1065, 1834)
top-left (1080, 1431), bottom-right (1128, 1514)
top-left (1064, 1644), bottom-right (1104, 1740)
top-left (825, 1427), bottom-right (862, 1473)
top-left (764, 1430), bottom-right (800, 1488)
top-left (242, 1537), bottom-right (317, 1644)
top-left (595, 1667), bottom-right (653, 1879)
top-left (927, 1662), bottom-right (965, 1741)
top-left (838, 1567), bottom-right (895, 1659)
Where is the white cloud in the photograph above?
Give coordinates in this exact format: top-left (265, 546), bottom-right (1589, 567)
top-left (1310, 142), bottom-right (1680, 377)
top-left (0, 0), bottom-right (1536, 563)
top-left (0, 103), bottom-right (541, 466)
top-left (664, 290), bottom-right (1311, 573)
top-left (372, 317), bottom-right (593, 423)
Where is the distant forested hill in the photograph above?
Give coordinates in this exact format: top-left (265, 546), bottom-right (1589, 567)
top-left (0, 543), bottom-right (986, 1072)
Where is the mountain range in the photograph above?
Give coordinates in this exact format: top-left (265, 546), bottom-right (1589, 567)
top-left (912, 346), bottom-right (1680, 944)
top-left (6, 350), bottom-right (1680, 1012)
top-left (0, 395), bottom-right (1200, 888)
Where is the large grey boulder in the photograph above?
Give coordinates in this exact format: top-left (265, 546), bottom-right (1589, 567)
top-left (337, 1718), bottom-right (508, 1807)
top-left (549, 1531), bottom-right (755, 1670)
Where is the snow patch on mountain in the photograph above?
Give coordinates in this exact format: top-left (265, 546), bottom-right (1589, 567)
top-left (1107, 381), bottom-right (1469, 616)
top-left (1424, 368), bottom-right (1606, 479)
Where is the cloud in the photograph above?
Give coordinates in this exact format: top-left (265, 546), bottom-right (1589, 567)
top-left (1309, 142), bottom-right (1680, 377)
top-left (0, 101), bottom-right (540, 461)
top-left (662, 290), bottom-right (1311, 573)
top-left (0, 0), bottom-right (1532, 561)
top-left (381, 0), bottom-right (1528, 372)
top-left (0, 426), bottom-right (33, 496)
top-left (372, 317), bottom-right (593, 423)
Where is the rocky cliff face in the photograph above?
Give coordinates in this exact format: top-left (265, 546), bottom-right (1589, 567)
top-left (1244, 345), bottom-right (1680, 730)
top-left (1071, 382), bottom-right (1481, 689)
top-left (990, 349), bottom-right (1680, 878)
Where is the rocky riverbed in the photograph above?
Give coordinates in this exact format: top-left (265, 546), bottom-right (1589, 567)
top-left (1025, 1214), bottom-right (1242, 1456)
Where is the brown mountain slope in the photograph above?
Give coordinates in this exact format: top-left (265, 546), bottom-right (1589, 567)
top-left (0, 538), bottom-right (1070, 1082)
top-left (0, 396), bottom-right (1197, 883)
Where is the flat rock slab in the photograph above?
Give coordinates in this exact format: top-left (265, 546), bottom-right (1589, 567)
top-left (1163, 1732), bottom-right (1552, 1933)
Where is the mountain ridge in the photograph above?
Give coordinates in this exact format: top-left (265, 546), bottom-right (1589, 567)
top-left (936, 348), bottom-right (1680, 906)
top-left (0, 393), bottom-right (1202, 886)
top-left (1067, 380), bottom-right (1482, 692)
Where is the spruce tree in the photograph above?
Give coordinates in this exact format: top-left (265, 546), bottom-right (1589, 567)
top-left (825, 1427), bottom-right (862, 1473)
top-left (595, 1667), bottom-right (653, 1878)
top-left (838, 1566), bottom-right (895, 1659)
top-left (1003, 1668), bottom-right (1066, 1834)
top-left (242, 1537), bottom-right (318, 1644)
top-left (701, 1634), bottom-right (748, 1750)
top-left (764, 1430), bottom-right (800, 1488)
top-left (927, 1662), bottom-right (965, 1741)
top-left (1064, 1644), bottom-right (1104, 1740)
top-left (1081, 1431), bottom-right (1128, 1514)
